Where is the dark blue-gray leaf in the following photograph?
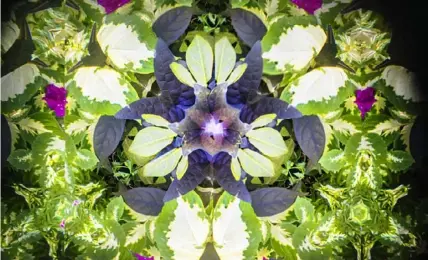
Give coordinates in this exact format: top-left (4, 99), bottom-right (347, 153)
top-left (410, 115), bottom-right (428, 162)
top-left (164, 149), bottom-right (210, 202)
top-left (121, 187), bottom-right (166, 216)
top-left (250, 187), bottom-right (299, 217)
top-left (1, 115), bottom-right (12, 168)
top-left (227, 41), bottom-right (263, 105)
top-left (240, 96), bottom-right (302, 124)
top-left (230, 8), bottom-right (267, 47)
top-left (213, 152), bottom-right (251, 202)
top-left (152, 7), bottom-right (193, 45)
top-left (293, 115), bottom-right (325, 162)
top-left (93, 115), bottom-right (126, 162)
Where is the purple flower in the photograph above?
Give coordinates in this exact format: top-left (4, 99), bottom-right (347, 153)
top-left (43, 84), bottom-right (67, 117)
top-left (291, 0), bottom-right (322, 14)
top-left (133, 252), bottom-right (154, 260)
top-left (355, 87), bottom-right (377, 119)
top-left (59, 219), bottom-right (66, 228)
top-left (97, 0), bottom-right (130, 14)
top-left (72, 200), bottom-right (82, 206)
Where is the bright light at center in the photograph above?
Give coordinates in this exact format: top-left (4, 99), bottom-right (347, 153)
top-left (203, 118), bottom-right (224, 135)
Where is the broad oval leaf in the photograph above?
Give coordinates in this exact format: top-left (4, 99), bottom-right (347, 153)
top-left (250, 188), bottom-right (299, 217)
top-left (246, 127), bottom-right (287, 157)
top-left (215, 37), bottom-right (236, 83)
top-left (282, 67), bottom-right (352, 115)
top-left (170, 62), bottom-right (196, 87)
top-left (250, 113), bottom-right (277, 129)
top-left (98, 14), bottom-right (156, 73)
top-left (186, 35), bottom-right (213, 86)
top-left (155, 191), bottom-right (210, 260)
top-left (68, 66), bottom-right (139, 115)
top-left (381, 65), bottom-right (422, 103)
top-left (293, 115), bottom-right (325, 162)
top-left (129, 126), bottom-right (177, 158)
top-left (152, 7), bottom-right (193, 45)
top-left (230, 8), bottom-right (267, 47)
top-left (142, 148), bottom-right (182, 177)
top-left (122, 187), bottom-right (166, 216)
top-left (237, 148), bottom-right (275, 177)
top-left (93, 115), bottom-right (126, 161)
top-left (213, 192), bottom-right (262, 260)
top-left (1, 21), bottom-right (20, 53)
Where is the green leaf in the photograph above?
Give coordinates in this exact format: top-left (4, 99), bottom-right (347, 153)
top-left (176, 155), bottom-right (188, 180)
top-left (226, 63), bottom-right (248, 85)
top-left (246, 127), bottom-right (287, 157)
top-left (18, 112), bottom-right (64, 138)
top-left (155, 191), bottom-right (210, 260)
top-left (237, 148), bottom-right (275, 177)
top-left (281, 67), bottom-right (354, 115)
top-left (270, 224), bottom-right (298, 259)
top-left (344, 133), bottom-right (387, 165)
top-left (107, 197), bottom-right (125, 221)
top-left (75, 149), bottom-right (98, 170)
top-left (142, 114), bottom-right (170, 127)
top-left (251, 113), bottom-right (277, 129)
top-left (213, 192), bottom-right (262, 260)
top-left (141, 148), bottom-right (182, 177)
top-left (215, 37), bottom-right (236, 84)
top-left (293, 197), bottom-right (314, 223)
top-left (129, 126), bottom-right (176, 158)
top-left (170, 62), bottom-right (196, 86)
top-left (231, 157), bottom-right (242, 181)
top-left (7, 149), bottom-right (33, 171)
top-left (386, 150), bottom-right (414, 172)
top-left (319, 149), bottom-right (346, 172)
top-left (186, 35), bottom-right (213, 86)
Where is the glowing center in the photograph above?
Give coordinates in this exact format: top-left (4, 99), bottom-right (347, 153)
top-left (203, 118), bottom-right (224, 136)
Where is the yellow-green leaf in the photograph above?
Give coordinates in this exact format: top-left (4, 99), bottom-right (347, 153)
top-left (251, 113), bottom-right (277, 129)
top-left (142, 148), bottom-right (182, 177)
top-left (176, 155), bottom-right (189, 180)
top-left (129, 126), bottom-right (176, 157)
top-left (246, 127), bottom-right (287, 157)
top-left (186, 35), bottom-right (213, 86)
top-left (231, 157), bottom-right (242, 181)
top-left (215, 37), bottom-right (236, 83)
top-left (226, 63), bottom-right (247, 85)
top-left (237, 149), bottom-right (275, 177)
top-left (142, 114), bottom-right (170, 128)
top-left (170, 62), bottom-right (196, 87)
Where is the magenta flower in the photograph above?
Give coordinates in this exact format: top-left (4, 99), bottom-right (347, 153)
top-left (43, 84), bottom-right (67, 117)
top-left (133, 252), bottom-right (154, 260)
top-left (97, 0), bottom-right (130, 14)
top-left (355, 87), bottom-right (377, 119)
top-left (291, 0), bottom-right (322, 14)
top-left (59, 219), bottom-right (66, 228)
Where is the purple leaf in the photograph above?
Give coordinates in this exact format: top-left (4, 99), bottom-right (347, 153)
top-left (250, 188), bottom-right (299, 217)
top-left (230, 9), bottom-right (267, 47)
top-left (43, 84), bottom-right (67, 117)
top-left (93, 115), bottom-right (126, 162)
top-left (293, 115), bottom-right (325, 162)
top-left (152, 7), bottom-right (193, 45)
top-left (122, 188), bottom-right (166, 216)
top-left (97, 0), bottom-right (130, 14)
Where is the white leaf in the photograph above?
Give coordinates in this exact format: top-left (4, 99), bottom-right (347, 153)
top-left (1, 64), bottom-right (40, 101)
top-left (382, 65), bottom-right (422, 102)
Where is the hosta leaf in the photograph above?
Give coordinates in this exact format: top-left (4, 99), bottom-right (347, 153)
top-left (129, 126), bottom-right (176, 157)
top-left (226, 63), bottom-right (248, 85)
top-left (262, 16), bottom-right (325, 75)
top-left (107, 197), bottom-right (125, 221)
top-left (250, 188), bottom-right (299, 217)
top-left (93, 115), bottom-right (126, 162)
top-left (98, 14), bottom-right (156, 73)
top-left (155, 191), bottom-right (210, 260)
top-left (250, 113), bottom-right (276, 129)
top-left (68, 66), bottom-right (139, 115)
top-left (237, 148), bottom-right (275, 177)
top-left (386, 151), bottom-right (414, 172)
top-left (75, 149), bottom-right (98, 170)
top-left (7, 149), bottom-right (32, 171)
top-left (215, 37), bottom-right (236, 84)
top-left (152, 6), bottom-right (193, 45)
top-left (141, 148), bottom-right (182, 177)
top-left (293, 197), bottom-right (314, 223)
top-left (246, 127), bottom-right (287, 157)
top-left (122, 187), bottom-right (166, 216)
top-left (282, 67), bottom-right (353, 115)
top-left (213, 192), bottom-right (262, 260)
top-left (230, 8), bottom-right (267, 47)
top-left (293, 115), bottom-right (325, 162)
top-left (186, 35), bottom-right (213, 86)
top-left (170, 62), bottom-right (196, 86)
top-left (1, 63), bottom-right (45, 113)
top-left (319, 149), bottom-right (346, 172)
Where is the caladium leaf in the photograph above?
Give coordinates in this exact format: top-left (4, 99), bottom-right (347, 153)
top-left (246, 127), bottom-right (287, 157)
top-left (93, 115), bottom-right (126, 162)
top-left (250, 188), bottom-right (299, 217)
top-left (98, 13), bottom-right (156, 73)
top-left (186, 35), bottom-right (213, 86)
top-left (129, 126), bottom-right (177, 157)
top-left (1, 115), bottom-right (12, 168)
top-left (164, 150), bottom-right (210, 202)
top-left (141, 148), bottom-right (182, 177)
top-left (155, 191), bottom-right (210, 260)
top-left (215, 37), bottom-right (237, 84)
top-left (227, 42), bottom-right (263, 106)
top-left (293, 115), bottom-right (325, 162)
top-left (121, 187), bottom-right (166, 216)
top-left (281, 67), bottom-right (354, 115)
top-left (240, 96), bottom-right (302, 124)
top-left (213, 192), bottom-right (262, 260)
top-left (230, 8), bottom-right (267, 47)
top-left (152, 6), bottom-right (193, 45)
top-left (237, 148), bottom-right (275, 177)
